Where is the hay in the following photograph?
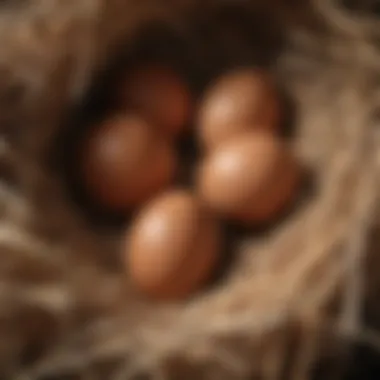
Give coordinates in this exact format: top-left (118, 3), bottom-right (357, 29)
top-left (0, 0), bottom-right (379, 379)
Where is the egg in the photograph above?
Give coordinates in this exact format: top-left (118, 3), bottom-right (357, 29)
top-left (197, 69), bottom-right (281, 151)
top-left (81, 115), bottom-right (176, 212)
top-left (118, 65), bottom-right (192, 137)
top-left (197, 131), bottom-right (300, 225)
top-left (126, 190), bottom-right (220, 300)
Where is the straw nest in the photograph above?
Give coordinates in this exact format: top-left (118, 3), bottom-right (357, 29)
top-left (0, 0), bottom-right (379, 379)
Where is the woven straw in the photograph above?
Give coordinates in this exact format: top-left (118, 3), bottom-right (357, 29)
top-left (0, 0), bottom-right (379, 379)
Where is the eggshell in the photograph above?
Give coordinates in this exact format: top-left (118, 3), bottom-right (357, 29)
top-left (197, 69), bottom-right (281, 150)
top-left (119, 65), bottom-right (192, 137)
top-left (197, 131), bottom-right (300, 225)
top-left (126, 190), bottom-right (220, 301)
top-left (81, 115), bottom-right (176, 212)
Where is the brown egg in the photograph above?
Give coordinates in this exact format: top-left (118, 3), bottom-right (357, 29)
top-left (197, 131), bottom-right (300, 225)
top-left (126, 190), bottom-right (220, 301)
top-left (119, 65), bottom-right (192, 137)
top-left (198, 69), bottom-right (281, 150)
top-left (81, 115), bottom-right (176, 212)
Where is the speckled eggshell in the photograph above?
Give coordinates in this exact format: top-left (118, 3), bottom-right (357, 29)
top-left (81, 115), bottom-right (176, 212)
top-left (197, 131), bottom-right (300, 225)
top-left (125, 190), bottom-right (220, 301)
top-left (197, 69), bottom-right (281, 151)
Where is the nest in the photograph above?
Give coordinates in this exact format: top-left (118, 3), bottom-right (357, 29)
top-left (0, 0), bottom-right (379, 379)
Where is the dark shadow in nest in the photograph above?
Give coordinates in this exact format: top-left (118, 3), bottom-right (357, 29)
top-left (340, 0), bottom-right (380, 16)
top-left (50, 4), bottom-right (314, 293)
top-left (0, 156), bottom-right (19, 190)
top-left (187, 3), bottom-right (284, 83)
top-left (36, 374), bottom-right (81, 380)
top-left (310, 219), bottom-right (380, 380)
top-left (279, 88), bottom-right (298, 139)
top-left (310, 337), bottom-right (380, 380)
top-left (340, 223), bottom-right (380, 380)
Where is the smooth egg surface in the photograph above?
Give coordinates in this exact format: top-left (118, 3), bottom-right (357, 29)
top-left (198, 69), bottom-right (280, 150)
top-left (197, 131), bottom-right (300, 224)
top-left (126, 190), bottom-right (220, 300)
top-left (81, 115), bottom-right (176, 212)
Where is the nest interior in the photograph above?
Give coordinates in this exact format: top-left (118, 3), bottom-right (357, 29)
top-left (0, 0), bottom-right (379, 379)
